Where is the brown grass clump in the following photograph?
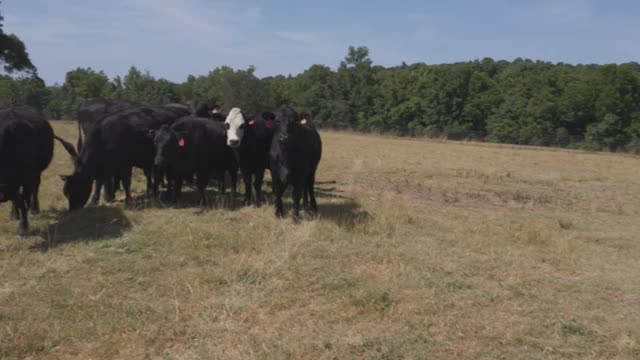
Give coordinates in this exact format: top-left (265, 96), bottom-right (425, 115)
top-left (1, 121), bottom-right (639, 359)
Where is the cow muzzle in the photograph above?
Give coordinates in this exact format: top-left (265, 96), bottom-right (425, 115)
top-left (228, 139), bottom-right (240, 148)
top-left (279, 135), bottom-right (288, 144)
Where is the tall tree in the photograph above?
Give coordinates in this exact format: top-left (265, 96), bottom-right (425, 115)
top-left (0, 2), bottom-right (35, 73)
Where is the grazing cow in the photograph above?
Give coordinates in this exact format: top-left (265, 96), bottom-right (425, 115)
top-left (76, 98), bottom-right (136, 201)
top-left (77, 98), bottom-right (135, 151)
top-left (57, 105), bottom-right (189, 210)
top-left (224, 108), bottom-right (275, 207)
top-left (0, 106), bottom-right (54, 236)
top-left (151, 116), bottom-right (237, 206)
top-left (269, 105), bottom-right (322, 222)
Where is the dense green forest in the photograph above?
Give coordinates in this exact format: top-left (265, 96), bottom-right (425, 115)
top-left (2, 46), bottom-right (640, 152)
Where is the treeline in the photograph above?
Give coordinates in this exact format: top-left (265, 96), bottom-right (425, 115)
top-left (2, 46), bottom-right (640, 151)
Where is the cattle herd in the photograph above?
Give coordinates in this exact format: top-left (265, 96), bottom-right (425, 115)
top-left (0, 99), bottom-right (322, 237)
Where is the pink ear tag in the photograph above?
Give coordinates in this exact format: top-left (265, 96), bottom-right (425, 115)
top-left (178, 138), bottom-right (185, 147)
top-left (248, 119), bottom-right (255, 125)
top-left (265, 119), bottom-right (274, 128)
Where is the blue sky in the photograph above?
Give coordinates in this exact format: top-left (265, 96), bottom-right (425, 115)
top-left (4, 0), bottom-right (640, 85)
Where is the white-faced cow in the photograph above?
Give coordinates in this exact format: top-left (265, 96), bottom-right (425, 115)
top-left (224, 107), bottom-right (275, 207)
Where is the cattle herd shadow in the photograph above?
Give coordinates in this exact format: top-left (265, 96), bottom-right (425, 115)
top-left (108, 188), bottom-right (239, 212)
top-left (22, 179), bottom-right (367, 250)
top-left (32, 206), bottom-right (132, 250)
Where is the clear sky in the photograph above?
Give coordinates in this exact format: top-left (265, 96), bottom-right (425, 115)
top-left (4, 0), bottom-right (639, 85)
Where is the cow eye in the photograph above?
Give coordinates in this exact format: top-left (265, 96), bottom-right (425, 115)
top-left (224, 123), bottom-right (230, 130)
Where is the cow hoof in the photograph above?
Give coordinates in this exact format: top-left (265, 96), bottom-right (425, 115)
top-left (30, 209), bottom-right (40, 216)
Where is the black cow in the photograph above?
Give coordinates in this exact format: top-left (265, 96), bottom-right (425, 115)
top-left (223, 108), bottom-right (275, 207)
top-left (269, 105), bottom-right (322, 222)
top-left (151, 116), bottom-right (237, 206)
top-left (76, 98), bottom-right (136, 201)
top-left (189, 100), bottom-right (226, 122)
top-left (77, 98), bottom-right (135, 151)
top-left (0, 106), bottom-right (54, 236)
top-left (56, 105), bottom-right (189, 210)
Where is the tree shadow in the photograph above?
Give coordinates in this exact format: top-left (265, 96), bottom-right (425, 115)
top-left (32, 206), bottom-right (132, 250)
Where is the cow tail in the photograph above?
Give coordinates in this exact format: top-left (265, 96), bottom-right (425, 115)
top-left (77, 121), bottom-right (83, 152)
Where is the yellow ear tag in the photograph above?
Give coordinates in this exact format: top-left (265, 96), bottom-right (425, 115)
top-left (300, 119), bottom-right (307, 125)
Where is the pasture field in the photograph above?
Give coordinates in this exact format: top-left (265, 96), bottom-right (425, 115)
top-left (1, 121), bottom-right (640, 359)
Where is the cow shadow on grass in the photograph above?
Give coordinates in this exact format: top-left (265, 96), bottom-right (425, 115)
top-left (110, 188), bottom-right (239, 212)
top-left (258, 180), bottom-right (370, 228)
top-left (317, 199), bottom-right (371, 229)
top-left (31, 206), bottom-right (132, 251)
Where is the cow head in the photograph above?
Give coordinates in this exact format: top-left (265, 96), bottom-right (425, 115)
top-left (275, 105), bottom-right (301, 145)
top-left (55, 136), bottom-right (92, 210)
top-left (224, 107), bottom-right (245, 148)
top-left (59, 173), bottom-right (92, 210)
top-left (151, 124), bottom-right (184, 167)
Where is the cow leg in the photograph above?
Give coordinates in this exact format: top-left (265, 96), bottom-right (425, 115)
top-left (17, 180), bottom-right (34, 237)
top-left (254, 169), bottom-right (265, 208)
top-left (30, 176), bottom-right (41, 215)
top-left (10, 200), bottom-right (19, 220)
top-left (307, 172), bottom-right (318, 216)
top-left (143, 167), bottom-right (154, 198)
top-left (121, 168), bottom-right (133, 207)
top-left (196, 170), bottom-right (209, 208)
top-left (90, 179), bottom-right (103, 207)
top-left (218, 170), bottom-right (226, 196)
top-left (16, 194), bottom-right (29, 238)
top-left (229, 168), bottom-right (238, 201)
top-left (173, 175), bottom-right (183, 204)
top-left (302, 185), bottom-right (309, 210)
top-left (273, 179), bottom-right (286, 218)
top-left (291, 182), bottom-right (303, 224)
top-left (164, 170), bottom-right (174, 202)
top-left (102, 177), bottom-right (115, 203)
top-left (242, 171), bottom-right (252, 207)
top-left (153, 167), bottom-right (163, 199)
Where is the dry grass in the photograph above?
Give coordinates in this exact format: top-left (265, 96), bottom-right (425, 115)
top-left (1, 121), bottom-right (639, 359)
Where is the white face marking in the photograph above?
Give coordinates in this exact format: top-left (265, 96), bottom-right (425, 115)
top-left (224, 107), bottom-right (245, 148)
